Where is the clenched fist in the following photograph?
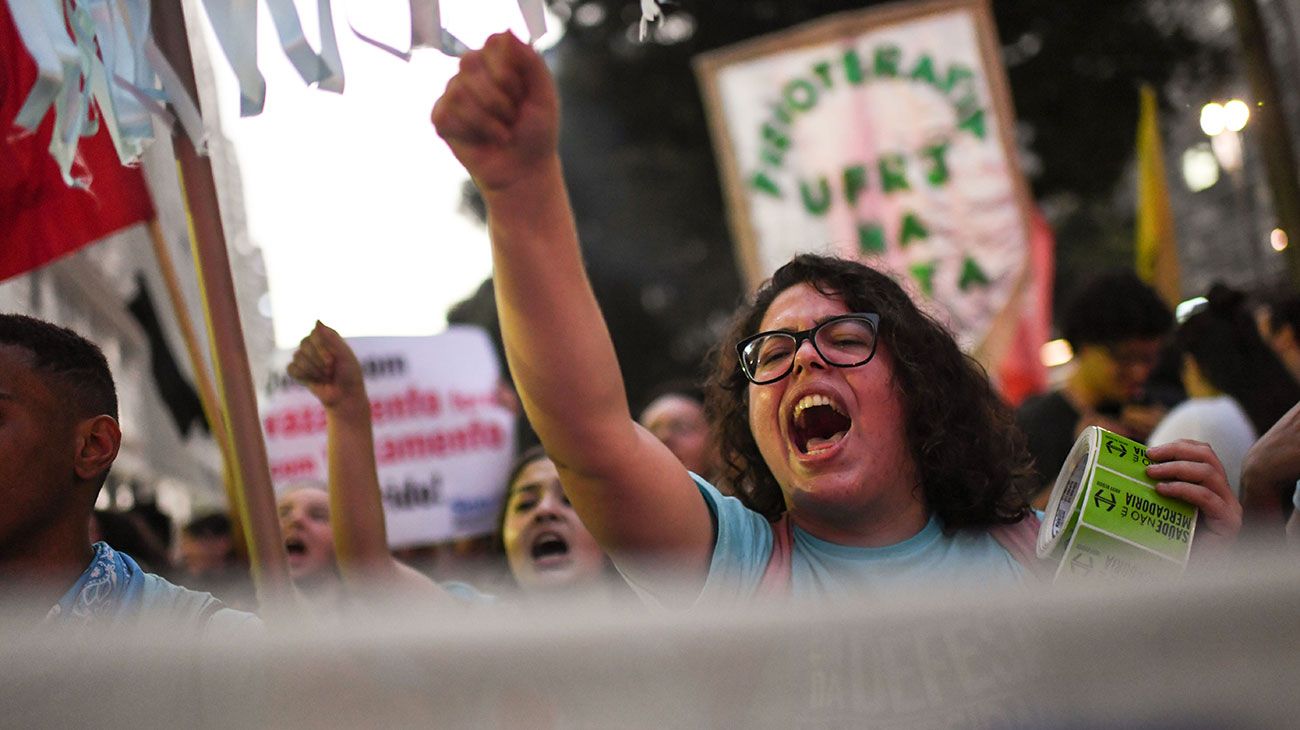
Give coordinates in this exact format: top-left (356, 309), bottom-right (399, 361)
top-left (287, 321), bottom-right (366, 416)
top-left (431, 32), bottom-right (559, 194)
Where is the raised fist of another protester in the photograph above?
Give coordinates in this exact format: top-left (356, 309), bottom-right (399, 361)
top-left (431, 32), bottom-right (559, 194)
top-left (287, 322), bottom-right (366, 415)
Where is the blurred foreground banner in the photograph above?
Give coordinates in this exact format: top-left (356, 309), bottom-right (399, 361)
top-left (696, 0), bottom-right (1037, 358)
top-left (4, 556), bottom-right (1299, 728)
top-left (261, 328), bottom-right (515, 547)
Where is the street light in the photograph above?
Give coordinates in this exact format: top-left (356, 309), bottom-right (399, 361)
top-left (1200, 102), bottom-right (1226, 136)
top-left (1272, 228), bottom-right (1289, 252)
top-left (1223, 99), bottom-right (1250, 132)
top-left (1202, 98), bottom-right (1264, 281)
top-left (1202, 99), bottom-right (1249, 172)
top-left (1039, 338), bottom-right (1073, 368)
top-left (1181, 144), bottom-right (1220, 192)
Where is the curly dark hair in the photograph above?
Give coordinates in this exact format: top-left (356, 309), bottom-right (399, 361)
top-left (704, 255), bottom-right (1034, 531)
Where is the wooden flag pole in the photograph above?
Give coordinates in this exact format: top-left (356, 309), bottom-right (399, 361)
top-left (150, 0), bottom-right (295, 612)
top-left (145, 219), bottom-right (247, 562)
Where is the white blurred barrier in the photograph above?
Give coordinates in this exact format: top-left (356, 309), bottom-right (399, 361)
top-left (4, 553), bottom-right (1299, 729)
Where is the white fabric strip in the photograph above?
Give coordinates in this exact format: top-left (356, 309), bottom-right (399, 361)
top-left (411, 0), bottom-right (467, 56)
top-left (348, 0), bottom-right (464, 60)
top-left (48, 64), bottom-right (90, 186)
top-left (200, 0), bottom-right (267, 116)
top-left (83, 0), bottom-right (152, 163)
top-left (639, 0), bottom-right (662, 41)
top-left (264, 0), bottom-right (328, 84)
top-left (316, 0), bottom-right (345, 93)
top-left (8, 0), bottom-right (79, 130)
top-left (516, 0), bottom-right (545, 42)
top-left (145, 37), bottom-right (208, 154)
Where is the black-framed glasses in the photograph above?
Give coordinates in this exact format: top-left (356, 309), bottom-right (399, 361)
top-left (736, 313), bottom-right (881, 385)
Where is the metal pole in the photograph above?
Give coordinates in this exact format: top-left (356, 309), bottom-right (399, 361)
top-left (1229, 0), bottom-right (1300, 287)
top-left (150, 0), bottom-right (295, 613)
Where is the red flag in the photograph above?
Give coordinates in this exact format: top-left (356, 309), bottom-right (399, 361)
top-left (1, 1), bottom-right (155, 282)
top-left (996, 209), bottom-right (1055, 406)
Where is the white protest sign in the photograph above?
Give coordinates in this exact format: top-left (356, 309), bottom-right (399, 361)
top-left (696, 0), bottom-right (1034, 353)
top-left (261, 327), bottom-right (515, 548)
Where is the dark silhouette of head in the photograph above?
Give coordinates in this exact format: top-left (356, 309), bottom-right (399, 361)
top-left (0, 314), bottom-right (121, 561)
top-left (1177, 284), bottom-right (1300, 434)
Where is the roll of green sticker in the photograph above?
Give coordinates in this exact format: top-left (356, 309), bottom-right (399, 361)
top-left (1036, 426), bottom-right (1198, 584)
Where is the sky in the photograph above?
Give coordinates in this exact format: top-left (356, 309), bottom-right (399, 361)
top-left (204, 1), bottom-right (562, 347)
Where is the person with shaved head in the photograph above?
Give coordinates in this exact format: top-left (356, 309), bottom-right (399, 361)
top-left (0, 313), bottom-right (254, 629)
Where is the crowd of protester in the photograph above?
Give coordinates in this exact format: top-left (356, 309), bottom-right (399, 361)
top-left (2, 36), bottom-right (1297, 642)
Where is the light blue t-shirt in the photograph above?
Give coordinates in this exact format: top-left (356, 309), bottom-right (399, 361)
top-left (693, 475), bottom-right (1027, 603)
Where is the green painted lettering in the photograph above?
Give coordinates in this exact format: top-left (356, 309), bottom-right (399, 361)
top-left (959, 256), bottom-right (991, 290)
top-left (750, 172), bottom-right (782, 198)
top-left (923, 142), bottom-right (950, 186)
top-left (771, 102), bottom-right (793, 126)
top-left (942, 64), bottom-right (974, 96)
top-left (843, 165), bottom-right (868, 205)
top-left (761, 123), bottom-right (790, 167)
top-left (958, 108), bottom-right (986, 139)
top-left (878, 154), bottom-right (910, 193)
top-left (784, 78), bottom-right (818, 112)
top-left (874, 45), bottom-right (901, 78)
top-left (843, 49), bottom-right (865, 85)
top-left (858, 223), bottom-right (886, 253)
top-left (909, 54), bottom-right (938, 87)
top-left (762, 123), bottom-right (790, 151)
top-left (900, 212), bottom-right (929, 246)
top-left (910, 261), bottom-right (938, 296)
top-left (800, 177), bottom-right (832, 215)
top-left (812, 62), bottom-right (833, 89)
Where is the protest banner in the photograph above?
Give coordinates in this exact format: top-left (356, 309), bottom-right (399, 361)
top-left (696, 0), bottom-right (1036, 356)
top-left (262, 327), bottom-right (516, 547)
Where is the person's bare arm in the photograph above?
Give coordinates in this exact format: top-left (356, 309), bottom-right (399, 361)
top-left (431, 34), bottom-right (713, 601)
top-left (288, 323), bottom-right (452, 602)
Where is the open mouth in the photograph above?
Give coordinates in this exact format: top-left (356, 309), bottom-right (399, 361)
top-left (790, 394), bottom-right (852, 455)
top-left (530, 532), bottom-right (570, 565)
top-left (284, 537), bottom-right (307, 557)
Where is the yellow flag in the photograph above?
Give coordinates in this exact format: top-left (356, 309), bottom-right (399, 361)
top-left (1135, 85), bottom-right (1181, 308)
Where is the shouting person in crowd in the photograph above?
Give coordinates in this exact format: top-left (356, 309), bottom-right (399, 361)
top-left (0, 314), bottom-right (256, 629)
top-left (1016, 271), bottom-right (1174, 506)
top-left (276, 483), bottom-right (347, 616)
top-left (286, 323), bottom-right (481, 608)
top-left (499, 447), bottom-right (624, 602)
top-left (430, 34), bottom-right (1240, 605)
top-left (1149, 285), bottom-right (1300, 496)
